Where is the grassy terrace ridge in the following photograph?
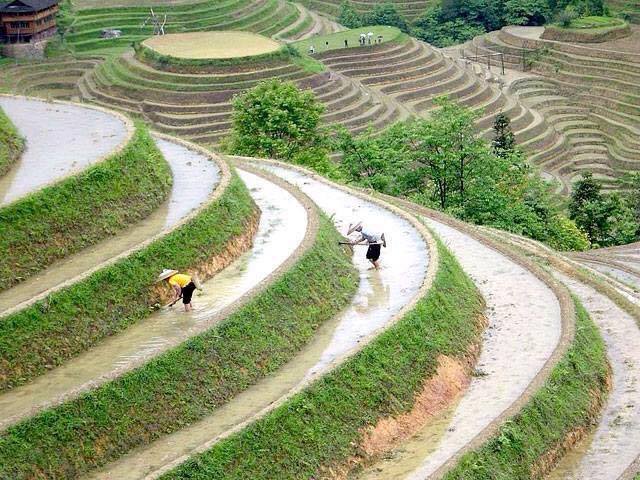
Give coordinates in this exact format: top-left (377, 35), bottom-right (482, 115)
top-left (134, 41), bottom-right (294, 71)
top-left (0, 106), bottom-right (23, 176)
top-left (443, 299), bottom-right (609, 479)
top-left (63, 0), bottom-right (301, 52)
top-left (558, 15), bottom-right (626, 30)
top-left (542, 16), bottom-right (630, 42)
top-left (0, 214), bottom-right (358, 479)
top-left (158, 241), bottom-right (485, 479)
top-left (0, 123), bottom-right (171, 292)
top-left (292, 25), bottom-right (405, 54)
top-left (0, 172), bottom-right (257, 391)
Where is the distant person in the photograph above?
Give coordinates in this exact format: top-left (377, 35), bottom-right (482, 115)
top-left (377, 35), bottom-right (383, 44)
top-left (359, 33), bottom-right (366, 45)
top-left (325, 41), bottom-right (329, 48)
top-left (367, 31), bottom-right (373, 44)
top-left (157, 269), bottom-right (198, 312)
top-left (309, 44), bottom-right (315, 54)
top-left (344, 38), bottom-right (348, 47)
top-left (348, 222), bottom-right (386, 269)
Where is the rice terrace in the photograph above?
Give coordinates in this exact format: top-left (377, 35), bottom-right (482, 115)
top-left (0, 0), bottom-right (640, 475)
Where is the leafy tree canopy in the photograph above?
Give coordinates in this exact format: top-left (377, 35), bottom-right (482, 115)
top-left (334, 98), bottom-right (590, 250)
top-left (225, 80), bottom-right (334, 174)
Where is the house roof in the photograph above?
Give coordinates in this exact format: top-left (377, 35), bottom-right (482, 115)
top-left (0, 0), bottom-right (59, 13)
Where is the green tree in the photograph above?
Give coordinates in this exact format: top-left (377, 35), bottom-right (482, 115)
top-left (338, 1), bottom-right (363, 28)
top-left (336, 98), bottom-right (589, 251)
top-left (412, 7), bottom-right (486, 47)
top-left (569, 173), bottom-right (638, 247)
top-left (504, 0), bottom-right (551, 25)
top-left (226, 79), bottom-right (329, 168)
top-left (364, 3), bottom-right (408, 31)
top-left (492, 113), bottom-right (516, 158)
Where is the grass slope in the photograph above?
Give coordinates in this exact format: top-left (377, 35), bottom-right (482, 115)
top-left (158, 241), bottom-right (485, 479)
top-left (292, 25), bottom-right (403, 54)
top-left (0, 173), bottom-right (256, 391)
top-left (0, 106), bottom-right (23, 176)
top-left (443, 299), bottom-right (609, 479)
top-left (0, 123), bottom-right (171, 291)
top-left (0, 214), bottom-right (358, 479)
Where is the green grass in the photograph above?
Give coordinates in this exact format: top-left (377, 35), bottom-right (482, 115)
top-left (158, 240), bottom-right (486, 479)
top-left (0, 123), bottom-right (172, 292)
top-left (64, 0), bottom-right (288, 53)
top-left (0, 105), bottom-right (23, 176)
top-left (566, 15), bottom-right (625, 29)
top-left (442, 299), bottom-right (609, 479)
top-left (292, 26), bottom-right (404, 55)
top-left (0, 173), bottom-right (257, 391)
top-left (0, 213), bottom-right (359, 479)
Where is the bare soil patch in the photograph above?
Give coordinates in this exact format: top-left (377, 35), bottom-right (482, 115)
top-left (142, 32), bottom-right (281, 59)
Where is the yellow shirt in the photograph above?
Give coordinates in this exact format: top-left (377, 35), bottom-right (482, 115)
top-left (168, 273), bottom-right (192, 288)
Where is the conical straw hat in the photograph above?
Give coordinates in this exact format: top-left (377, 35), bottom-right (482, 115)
top-left (156, 269), bottom-right (178, 282)
top-left (347, 221), bottom-right (362, 235)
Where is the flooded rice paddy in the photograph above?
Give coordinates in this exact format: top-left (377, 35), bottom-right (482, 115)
top-left (546, 272), bottom-right (640, 480)
top-left (82, 161), bottom-right (430, 479)
top-left (357, 217), bottom-right (561, 480)
top-left (0, 136), bottom-right (219, 316)
top-left (0, 96), bottom-right (128, 205)
top-left (0, 169), bottom-right (305, 430)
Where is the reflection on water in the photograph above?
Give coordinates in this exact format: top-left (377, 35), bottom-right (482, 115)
top-left (0, 97), bottom-right (128, 205)
top-left (0, 170), bottom-right (306, 430)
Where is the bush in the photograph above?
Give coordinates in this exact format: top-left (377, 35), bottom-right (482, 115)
top-left (555, 7), bottom-right (579, 26)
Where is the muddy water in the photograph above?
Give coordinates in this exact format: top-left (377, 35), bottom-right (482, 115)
top-left (260, 164), bottom-right (428, 376)
top-left (0, 170), bottom-right (306, 430)
top-left (546, 272), bottom-right (640, 480)
top-left (365, 218), bottom-right (561, 480)
top-left (354, 405), bottom-right (458, 480)
top-left (82, 162), bottom-right (429, 480)
top-left (0, 96), bottom-right (128, 205)
top-left (0, 136), bottom-right (219, 316)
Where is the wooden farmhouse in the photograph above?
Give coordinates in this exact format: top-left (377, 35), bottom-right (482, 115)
top-left (0, 0), bottom-right (59, 44)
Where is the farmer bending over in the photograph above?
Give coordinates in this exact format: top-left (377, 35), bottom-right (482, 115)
top-left (348, 222), bottom-right (386, 269)
top-left (157, 269), bottom-right (197, 311)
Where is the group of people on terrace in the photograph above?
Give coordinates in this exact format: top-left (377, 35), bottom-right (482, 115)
top-left (308, 32), bottom-right (383, 54)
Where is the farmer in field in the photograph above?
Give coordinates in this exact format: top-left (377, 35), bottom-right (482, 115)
top-left (348, 222), bottom-right (386, 269)
top-left (157, 269), bottom-right (197, 312)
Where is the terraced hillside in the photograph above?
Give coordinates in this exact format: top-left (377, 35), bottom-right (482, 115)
top-left (76, 48), bottom-right (408, 146)
top-left (0, 89), bottom-right (639, 480)
top-left (65, 0), bottom-right (341, 52)
top-left (459, 25), bottom-right (640, 189)
top-left (316, 37), bottom-right (575, 188)
top-left (300, 0), bottom-right (432, 21)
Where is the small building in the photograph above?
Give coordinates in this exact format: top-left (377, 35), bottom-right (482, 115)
top-left (0, 0), bottom-right (59, 44)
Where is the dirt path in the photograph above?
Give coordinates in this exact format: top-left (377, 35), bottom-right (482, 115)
top-left (0, 96), bottom-right (131, 205)
top-left (0, 135), bottom-right (220, 317)
top-left (545, 272), bottom-right (640, 480)
top-left (353, 216), bottom-right (562, 479)
top-left (0, 168), bottom-right (307, 430)
top-left (81, 159), bottom-right (432, 480)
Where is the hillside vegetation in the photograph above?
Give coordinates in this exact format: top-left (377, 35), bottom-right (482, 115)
top-left (0, 106), bottom-right (23, 176)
